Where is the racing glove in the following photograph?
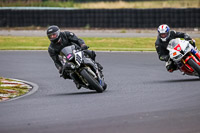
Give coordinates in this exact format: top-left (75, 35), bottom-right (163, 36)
top-left (80, 44), bottom-right (89, 50)
top-left (189, 39), bottom-right (196, 48)
top-left (160, 55), bottom-right (170, 61)
top-left (184, 34), bottom-right (192, 41)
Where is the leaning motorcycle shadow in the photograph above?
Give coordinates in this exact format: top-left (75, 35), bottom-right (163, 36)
top-left (155, 78), bottom-right (200, 83)
top-left (49, 90), bottom-right (102, 97)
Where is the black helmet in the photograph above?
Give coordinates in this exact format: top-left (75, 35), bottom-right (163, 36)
top-left (47, 25), bottom-right (61, 43)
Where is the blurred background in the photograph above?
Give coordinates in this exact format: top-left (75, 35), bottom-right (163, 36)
top-left (0, 0), bottom-right (200, 29)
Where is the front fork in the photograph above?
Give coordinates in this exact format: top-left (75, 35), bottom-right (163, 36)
top-left (85, 59), bottom-right (105, 87)
top-left (181, 52), bottom-right (200, 71)
top-left (191, 48), bottom-right (200, 60)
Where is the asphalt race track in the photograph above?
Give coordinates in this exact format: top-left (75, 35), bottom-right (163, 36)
top-left (0, 51), bottom-right (200, 133)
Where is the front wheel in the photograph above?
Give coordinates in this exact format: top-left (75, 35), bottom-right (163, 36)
top-left (80, 69), bottom-right (104, 93)
top-left (187, 58), bottom-right (200, 77)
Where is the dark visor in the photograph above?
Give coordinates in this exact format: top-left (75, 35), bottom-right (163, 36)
top-left (160, 33), bottom-right (167, 38)
top-left (47, 31), bottom-right (60, 40)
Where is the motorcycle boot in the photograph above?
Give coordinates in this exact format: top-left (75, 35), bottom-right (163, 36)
top-left (70, 73), bottom-right (82, 89)
top-left (63, 74), bottom-right (71, 79)
top-left (74, 81), bottom-right (81, 89)
top-left (61, 71), bottom-right (72, 79)
top-left (166, 60), bottom-right (177, 73)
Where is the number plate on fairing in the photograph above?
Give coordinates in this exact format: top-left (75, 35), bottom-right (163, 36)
top-left (75, 51), bottom-right (83, 66)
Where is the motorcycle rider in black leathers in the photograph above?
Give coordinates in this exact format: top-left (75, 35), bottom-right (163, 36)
top-left (47, 25), bottom-right (103, 89)
top-left (155, 24), bottom-right (197, 72)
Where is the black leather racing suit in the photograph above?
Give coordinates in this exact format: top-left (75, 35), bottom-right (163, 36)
top-left (48, 31), bottom-right (96, 72)
top-left (155, 30), bottom-right (195, 71)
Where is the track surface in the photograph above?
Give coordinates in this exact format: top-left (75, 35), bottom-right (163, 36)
top-left (0, 51), bottom-right (200, 133)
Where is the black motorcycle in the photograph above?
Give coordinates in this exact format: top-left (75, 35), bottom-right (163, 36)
top-left (59, 45), bottom-right (107, 93)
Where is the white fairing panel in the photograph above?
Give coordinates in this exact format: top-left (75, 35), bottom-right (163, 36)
top-left (75, 51), bottom-right (83, 66)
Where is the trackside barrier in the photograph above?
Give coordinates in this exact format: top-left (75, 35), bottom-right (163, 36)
top-left (0, 8), bottom-right (199, 28)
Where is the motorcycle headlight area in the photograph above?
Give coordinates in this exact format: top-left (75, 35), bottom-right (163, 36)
top-left (171, 52), bottom-right (182, 60)
top-left (174, 54), bottom-right (182, 60)
top-left (65, 62), bottom-right (76, 70)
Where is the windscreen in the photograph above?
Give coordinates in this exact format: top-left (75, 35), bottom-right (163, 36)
top-left (168, 39), bottom-right (180, 49)
top-left (60, 45), bottom-right (75, 56)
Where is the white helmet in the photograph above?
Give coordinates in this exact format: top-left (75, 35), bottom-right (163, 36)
top-left (158, 24), bottom-right (170, 42)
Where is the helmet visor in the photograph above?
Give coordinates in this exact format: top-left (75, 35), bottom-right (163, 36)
top-left (47, 30), bottom-right (60, 41)
top-left (160, 33), bottom-right (168, 38)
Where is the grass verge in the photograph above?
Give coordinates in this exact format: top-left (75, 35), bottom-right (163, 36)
top-left (76, 0), bottom-right (200, 9)
top-left (0, 36), bottom-right (199, 51)
top-left (0, 0), bottom-right (199, 9)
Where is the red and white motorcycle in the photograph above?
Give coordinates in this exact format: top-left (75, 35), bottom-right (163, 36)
top-left (167, 38), bottom-right (200, 78)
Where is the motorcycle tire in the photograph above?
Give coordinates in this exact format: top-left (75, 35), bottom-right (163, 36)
top-left (187, 58), bottom-right (200, 78)
top-left (80, 69), bottom-right (104, 93)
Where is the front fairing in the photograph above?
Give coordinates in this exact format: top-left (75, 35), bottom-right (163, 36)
top-left (60, 45), bottom-right (75, 61)
top-left (167, 39), bottom-right (192, 62)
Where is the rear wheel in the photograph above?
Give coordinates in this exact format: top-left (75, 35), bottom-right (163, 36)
top-left (80, 69), bottom-right (104, 93)
top-left (187, 58), bottom-right (200, 77)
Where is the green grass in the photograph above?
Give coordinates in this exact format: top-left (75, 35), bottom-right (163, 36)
top-left (85, 37), bottom-right (157, 51)
top-left (0, 36), bottom-right (200, 51)
top-left (0, 36), bottom-right (157, 51)
top-left (0, 0), bottom-right (199, 8)
top-left (0, 1), bottom-right (75, 8)
top-left (0, 36), bottom-right (49, 50)
top-left (76, 0), bottom-right (200, 9)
